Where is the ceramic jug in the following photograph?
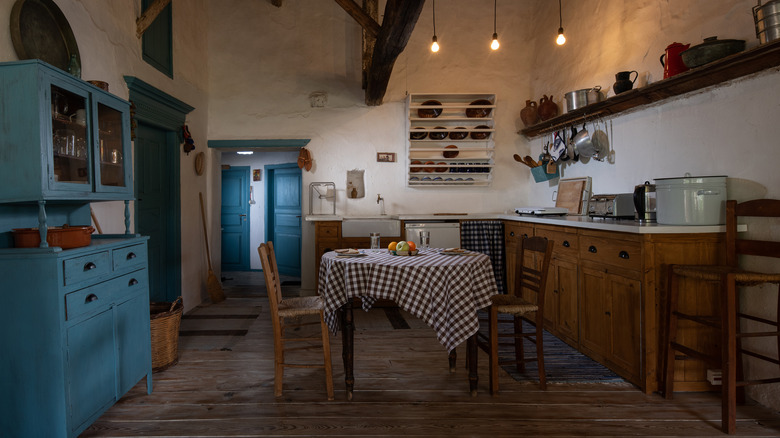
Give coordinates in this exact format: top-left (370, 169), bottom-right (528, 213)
top-left (660, 42), bottom-right (690, 79)
top-left (520, 100), bottom-right (539, 127)
top-left (538, 95), bottom-right (558, 121)
top-left (612, 71), bottom-right (638, 95)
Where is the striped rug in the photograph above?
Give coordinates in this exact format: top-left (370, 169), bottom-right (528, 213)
top-left (478, 313), bottom-right (628, 385)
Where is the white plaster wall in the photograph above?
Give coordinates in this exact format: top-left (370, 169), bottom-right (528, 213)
top-left (221, 150), bottom-right (299, 270)
top-left (0, 0), bottom-right (212, 313)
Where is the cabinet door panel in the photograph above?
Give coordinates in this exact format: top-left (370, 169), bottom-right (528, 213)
top-left (579, 266), bottom-right (609, 357)
top-left (116, 290), bottom-right (152, 395)
top-left (608, 272), bottom-right (642, 378)
top-left (556, 258), bottom-right (579, 344)
top-left (67, 309), bottom-right (116, 432)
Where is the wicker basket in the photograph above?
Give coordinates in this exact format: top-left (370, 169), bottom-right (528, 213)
top-left (150, 296), bottom-right (183, 372)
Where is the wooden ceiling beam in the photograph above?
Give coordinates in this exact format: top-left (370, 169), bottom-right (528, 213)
top-left (334, 0), bottom-right (381, 37)
top-left (136, 0), bottom-right (171, 38)
top-left (364, 0), bottom-right (424, 105)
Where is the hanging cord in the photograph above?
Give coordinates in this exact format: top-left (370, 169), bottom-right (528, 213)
top-left (432, 0), bottom-right (436, 36)
top-left (494, 0), bottom-right (497, 34)
top-left (559, 0), bottom-right (563, 29)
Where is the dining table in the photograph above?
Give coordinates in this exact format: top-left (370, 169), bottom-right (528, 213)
top-left (317, 247), bottom-right (498, 399)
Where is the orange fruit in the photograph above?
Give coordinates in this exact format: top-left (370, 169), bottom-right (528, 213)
top-left (408, 241), bottom-right (417, 251)
top-left (388, 241), bottom-right (398, 251)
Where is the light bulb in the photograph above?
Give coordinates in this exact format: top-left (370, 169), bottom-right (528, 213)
top-left (556, 28), bottom-right (566, 45)
top-left (431, 36), bottom-right (439, 52)
top-left (491, 33), bottom-right (499, 50)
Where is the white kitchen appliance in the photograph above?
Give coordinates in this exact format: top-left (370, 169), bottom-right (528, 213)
top-left (654, 175), bottom-right (727, 225)
top-left (404, 221), bottom-right (461, 248)
top-left (588, 193), bottom-right (635, 218)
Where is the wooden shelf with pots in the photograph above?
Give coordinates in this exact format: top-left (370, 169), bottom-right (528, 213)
top-left (519, 39), bottom-right (780, 138)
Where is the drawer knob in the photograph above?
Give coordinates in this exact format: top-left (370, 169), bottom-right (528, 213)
top-left (128, 278), bottom-right (139, 286)
top-left (83, 262), bottom-right (97, 271)
top-left (126, 252), bottom-right (137, 260)
top-left (562, 240), bottom-right (570, 248)
top-left (588, 245), bottom-right (597, 253)
top-left (509, 231), bottom-right (515, 237)
top-left (619, 250), bottom-right (630, 259)
top-left (523, 233), bottom-right (528, 239)
top-left (85, 293), bottom-right (98, 303)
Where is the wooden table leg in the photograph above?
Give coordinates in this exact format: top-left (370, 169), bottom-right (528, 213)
top-left (468, 333), bottom-right (478, 396)
top-left (448, 349), bottom-right (457, 373)
top-left (340, 303), bottom-right (354, 400)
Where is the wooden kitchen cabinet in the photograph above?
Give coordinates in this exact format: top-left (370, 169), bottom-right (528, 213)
top-left (535, 225), bottom-right (580, 347)
top-left (501, 219), bottom-right (725, 393)
top-left (407, 93), bottom-right (495, 187)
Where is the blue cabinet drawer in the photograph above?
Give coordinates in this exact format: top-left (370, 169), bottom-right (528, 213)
top-left (63, 251), bottom-right (111, 286)
top-left (115, 269), bottom-right (148, 304)
top-left (65, 270), bottom-right (147, 320)
top-left (65, 281), bottom-right (113, 321)
top-left (112, 244), bottom-right (147, 272)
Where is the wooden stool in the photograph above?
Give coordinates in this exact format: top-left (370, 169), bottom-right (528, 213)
top-left (662, 199), bottom-right (780, 434)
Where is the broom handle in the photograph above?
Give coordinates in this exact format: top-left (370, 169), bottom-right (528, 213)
top-left (199, 192), bottom-right (213, 270)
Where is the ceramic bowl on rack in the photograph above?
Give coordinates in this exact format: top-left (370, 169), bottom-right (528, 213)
top-left (466, 99), bottom-right (493, 118)
top-left (448, 127), bottom-right (468, 140)
top-left (428, 127), bottom-right (448, 140)
top-left (443, 145), bottom-right (459, 158)
top-left (418, 100), bottom-right (442, 118)
top-left (410, 160), bottom-right (423, 172)
top-left (470, 125), bottom-right (491, 140)
top-left (410, 127), bottom-right (428, 140)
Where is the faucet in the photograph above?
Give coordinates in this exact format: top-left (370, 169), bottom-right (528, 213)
top-left (377, 194), bottom-right (385, 215)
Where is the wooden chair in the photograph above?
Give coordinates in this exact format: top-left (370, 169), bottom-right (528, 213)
top-left (258, 242), bottom-right (334, 400)
top-left (477, 235), bottom-right (554, 394)
top-left (662, 199), bottom-right (780, 434)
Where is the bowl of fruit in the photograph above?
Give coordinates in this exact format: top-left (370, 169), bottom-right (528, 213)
top-left (389, 240), bottom-right (418, 256)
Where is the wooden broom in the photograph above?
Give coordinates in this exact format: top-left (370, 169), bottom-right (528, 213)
top-left (199, 192), bottom-right (225, 303)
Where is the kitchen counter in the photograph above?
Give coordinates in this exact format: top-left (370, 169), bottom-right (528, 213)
top-left (305, 213), bottom-right (727, 234)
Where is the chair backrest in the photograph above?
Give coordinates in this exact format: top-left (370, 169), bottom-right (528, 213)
top-left (727, 199), bottom-right (780, 266)
top-left (514, 236), bottom-right (555, 308)
top-left (258, 242), bottom-right (283, 323)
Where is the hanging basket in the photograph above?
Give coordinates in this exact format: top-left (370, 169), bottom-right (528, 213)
top-left (150, 296), bottom-right (183, 372)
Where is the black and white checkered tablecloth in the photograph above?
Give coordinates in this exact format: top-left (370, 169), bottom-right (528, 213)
top-left (318, 248), bottom-right (498, 351)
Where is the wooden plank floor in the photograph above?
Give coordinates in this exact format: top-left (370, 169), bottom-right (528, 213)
top-left (84, 281), bottom-right (780, 437)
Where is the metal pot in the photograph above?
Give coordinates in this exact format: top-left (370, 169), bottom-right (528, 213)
top-left (564, 89), bottom-right (588, 112)
top-left (572, 124), bottom-right (601, 160)
top-left (681, 37), bottom-right (746, 68)
top-left (754, 0), bottom-right (780, 44)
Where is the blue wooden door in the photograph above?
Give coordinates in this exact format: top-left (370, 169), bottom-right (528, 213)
top-left (221, 167), bottom-right (250, 271)
top-left (267, 165), bottom-right (301, 277)
top-left (135, 123), bottom-right (180, 302)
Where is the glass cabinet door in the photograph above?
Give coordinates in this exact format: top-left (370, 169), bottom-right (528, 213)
top-left (96, 102), bottom-right (126, 189)
top-left (51, 84), bottom-right (90, 186)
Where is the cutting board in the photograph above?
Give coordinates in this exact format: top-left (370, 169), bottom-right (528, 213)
top-left (555, 178), bottom-right (588, 214)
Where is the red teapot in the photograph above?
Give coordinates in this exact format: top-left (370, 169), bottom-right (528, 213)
top-left (660, 42), bottom-right (690, 79)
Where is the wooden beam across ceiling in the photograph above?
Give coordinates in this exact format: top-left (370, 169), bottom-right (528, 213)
top-left (335, 0), bottom-right (425, 106)
top-left (136, 0), bottom-right (172, 38)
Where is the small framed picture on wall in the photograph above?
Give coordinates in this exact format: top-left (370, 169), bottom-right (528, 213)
top-left (377, 152), bottom-right (396, 163)
top-left (253, 169), bottom-right (262, 181)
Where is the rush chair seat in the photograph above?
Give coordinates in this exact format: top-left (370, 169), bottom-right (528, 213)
top-left (258, 242), bottom-right (334, 400)
top-left (476, 235), bottom-right (554, 394)
top-left (662, 199), bottom-right (780, 434)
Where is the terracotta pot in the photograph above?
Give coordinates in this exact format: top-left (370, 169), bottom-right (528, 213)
top-left (520, 100), bottom-right (539, 127)
top-left (538, 95), bottom-right (559, 121)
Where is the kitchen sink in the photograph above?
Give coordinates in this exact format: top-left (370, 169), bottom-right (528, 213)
top-left (341, 217), bottom-right (401, 237)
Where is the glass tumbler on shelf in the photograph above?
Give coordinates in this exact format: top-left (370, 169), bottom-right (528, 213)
top-left (370, 232), bottom-right (381, 250)
top-left (419, 231), bottom-right (430, 249)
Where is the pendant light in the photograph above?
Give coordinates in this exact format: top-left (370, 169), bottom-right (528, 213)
top-left (490, 0), bottom-right (499, 50)
top-left (556, 0), bottom-right (566, 45)
top-left (431, 0), bottom-right (439, 52)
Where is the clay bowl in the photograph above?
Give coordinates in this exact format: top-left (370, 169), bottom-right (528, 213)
top-left (410, 127), bottom-right (428, 140)
top-left (410, 160), bottom-right (423, 172)
top-left (470, 125), bottom-right (491, 140)
top-left (466, 99), bottom-right (493, 118)
top-left (418, 100), bottom-right (443, 118)
top-left (443, 145), bottom-right (459, 158)
top-left (428, 127), bottom-right (448, 140)
top-left (435, 162), bottom-right (448, 172)
top-left (424, 161), bottom-right (436, 172)
top-left (448, 127), bottom-right (468, 140)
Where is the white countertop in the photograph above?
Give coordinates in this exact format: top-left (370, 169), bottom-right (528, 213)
top-left (304, 213), bottom-right (727, 234)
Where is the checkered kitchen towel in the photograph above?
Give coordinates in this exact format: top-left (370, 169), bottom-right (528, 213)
top-left (460, 220), bottom-right (505, 294)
